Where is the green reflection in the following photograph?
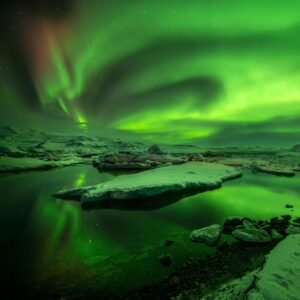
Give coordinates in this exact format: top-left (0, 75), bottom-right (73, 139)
top-left (1, 165), bottom-right (299, 293)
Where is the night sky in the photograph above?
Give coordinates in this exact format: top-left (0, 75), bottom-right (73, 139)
top-left (0, 0), bottom-right (300, 145)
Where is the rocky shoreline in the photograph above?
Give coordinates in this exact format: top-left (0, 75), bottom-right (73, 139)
top-left (16, 214), bottom-right (300, 300)
top-left (1, 125), bottom-right (300, 299)
top-left (121, 214), bottom-right (300, 300)
top-left (121, 241), bottom-right (278, 300)
top-left (0, 126), bottom-right (299, 177)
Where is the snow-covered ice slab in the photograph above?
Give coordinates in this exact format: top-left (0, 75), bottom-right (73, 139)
top-left (54, 162), bottom-right (242, 203)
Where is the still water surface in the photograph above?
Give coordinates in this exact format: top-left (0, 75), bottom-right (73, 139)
top-left (1, 165), bottom-right (299, 295)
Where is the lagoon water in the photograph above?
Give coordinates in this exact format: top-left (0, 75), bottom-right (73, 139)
top-left (1, 165), bottom-right (299, 296)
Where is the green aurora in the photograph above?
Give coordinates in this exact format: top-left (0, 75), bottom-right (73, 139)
top-left (0, 0), bottom-right (300, 144)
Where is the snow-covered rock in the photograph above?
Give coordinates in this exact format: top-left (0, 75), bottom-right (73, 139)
top-left (201, 270), bottom-right (259, 300)
top-left (232, 228), bottom-right (272, 243)
top-left (286, 224), bottom-right (300, 235)
top-left (202, 234), bottom-right (300, 300)
top-left (248, 234), bottom-right (300, 299)
top-left (190, 224), bottom-right (222, 246)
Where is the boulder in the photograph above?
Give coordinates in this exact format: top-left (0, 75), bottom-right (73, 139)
top-left (285, 204), bottom-right (294, 209)
top-left (190, 224), bottom-right (222, 246)
top-left (271, 229), bottom-right (283, 240)
top-left (281, 214), bottom-right (291, 221)
top-left (293, 217), bottom-right (300, 224)
top-left (147, 144), bottom-right (164, 155)
top-left (269, 217), bottom-right (289, 235)
top-left (242, 219), bottom-right (257, 230)
top-left (223, 216), bottom-right (245, 233)
top-left (232, 228), bottom-right (271, 243)
top-left (285, 225), bottom-right (300, 235)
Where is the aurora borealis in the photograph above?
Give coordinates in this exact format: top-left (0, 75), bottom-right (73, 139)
top-left (1, 0), bottom-right (300, 145)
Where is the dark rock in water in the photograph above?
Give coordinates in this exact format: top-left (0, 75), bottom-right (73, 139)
top-left (147, 144), bottom-right (164, 155)
top-left (232, 228), bottom-right (271, 243)
top-left (190, 224), bottom-right (222, 246)
top-left (293, 217), bottom-right (300, 224)
top-left (225, 216), bottom-right (245, 224)
top-left (270, 218), bottom-right (288, 228)
top-left (260, 224), bottom-right (272, 233)
top-left (268, 217), bottom-right (290, 234)
top-left (285, 225), bottom-right (300, 235)
top-left (164, 239), bottom-right (175, 247)
top-left (281, 215), bottom-right (291, 221)
top-left (270, 217), bottom-right (279, 223)
top-left (285, 204), bottom-right (294, 209)
top-left (242, 219), bottom-right (257, 230)
top-left (223, 216), bottom-right (245, 233)
top-left (158, 253), bottom-right (173, 267)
